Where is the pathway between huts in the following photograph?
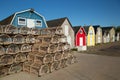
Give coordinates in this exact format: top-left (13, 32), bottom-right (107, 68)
top-left (0, 52), bottom-right (120, 80)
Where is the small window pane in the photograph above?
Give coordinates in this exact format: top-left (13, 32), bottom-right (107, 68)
top-left (80, 30), bottom-right (82, 34)
top-left (18, 17), bottom-right (26, 25)
top-left (19, 19), bottom-right (25, 21)
top-left (36, 20), bottom-right (42, 26)
top-left (89, 30), bottom-right (93, 35)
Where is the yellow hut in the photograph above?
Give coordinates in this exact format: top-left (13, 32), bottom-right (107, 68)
top-left (84, 25), bottom-right (95, 46)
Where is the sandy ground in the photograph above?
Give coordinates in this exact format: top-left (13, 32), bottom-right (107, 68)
top-left (0, 53), bottom-right (120, 80)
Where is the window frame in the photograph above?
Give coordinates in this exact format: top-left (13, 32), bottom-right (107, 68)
top-left (35, 20), bottom-right (42, 27)
top-left (18, 17), bottom-right (26, 25)
top-left (89, 30), bottom-right (93, 35)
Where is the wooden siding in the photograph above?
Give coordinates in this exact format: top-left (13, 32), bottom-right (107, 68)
top-left (75, 27), bottom-right (86, 46)
top-left (109, 28), bottom-right (115, 42)
top-left (12, 11), bottom-right (47, 28)
top-left (87, 26), bottom-right (95, 46)
top-left (61, 19), bottom-right (74, 48)
top-left (95, 27), bottom-right (102, 44)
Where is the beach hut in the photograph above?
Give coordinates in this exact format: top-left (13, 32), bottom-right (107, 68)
top-left (92, 25), bottom-right (102, 44)
top-left (83, 25), bottom-right (95, 46)
top-left (72, 26), bottom-right (87, 51)
top-left (102, 27), bottom-right (115, 43)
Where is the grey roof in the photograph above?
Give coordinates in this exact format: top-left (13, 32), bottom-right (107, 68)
top-left (102, 27), bottom-right (114, 35)
top-left (72, 26), bottom-right (81, 35)
top-left (92, 25), bottom-right (100, 34)
top-left (0, 8), bottom-right (36, 25)
top-left (0, 14), bottom-right (15, 25)
top-left (47, 17), bottom-right (73, 28)
top-left (83, 26), bottom-right (89, 34)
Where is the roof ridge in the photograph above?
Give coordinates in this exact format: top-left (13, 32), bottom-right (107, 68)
top-left (47, 17), bottom-right (67, 22)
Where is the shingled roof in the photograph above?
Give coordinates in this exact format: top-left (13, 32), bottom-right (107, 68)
top-left (83, 26), bottom-right (89, 34)
top-left (102, 27), bottom-right (114, 35)
top-left (0, 14), bottom-right (15, 25)
top-left (72, 26), bottom-right (81, 35)
top-left (92, 25), bottom-right (100, 34)
top-left (47, 17), bottom-right (72, 28)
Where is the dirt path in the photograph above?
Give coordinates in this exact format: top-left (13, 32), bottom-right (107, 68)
top-left (0, 53), bottom-right (120, 80)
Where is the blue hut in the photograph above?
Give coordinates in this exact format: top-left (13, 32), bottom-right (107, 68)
top-left (0, 8), bottom-right (48, 29)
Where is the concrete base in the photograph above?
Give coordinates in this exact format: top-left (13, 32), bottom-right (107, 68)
top-left (77, 46), bottom-right (87, 51)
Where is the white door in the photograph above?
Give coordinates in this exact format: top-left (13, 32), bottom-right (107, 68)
top-left (79, 37), bottom-right (83, 46)
top-left (90, 35), bottom-right (92, 45)
top-left (65, 25), bottom-right (69, 36)
top-left (98, 37), bottom-right (101, 43)
top-left (27, 19), bottom-right (35, 28)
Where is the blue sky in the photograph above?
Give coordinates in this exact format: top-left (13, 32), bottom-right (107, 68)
top-left (0, 0), bottom-right (120, 26)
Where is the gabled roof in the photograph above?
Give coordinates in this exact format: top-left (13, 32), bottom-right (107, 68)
top-left (47, 17), bottom-right (72, 28)
top-left (92, 25), bottom-right (101, 34)
top-left (72, 26), bottom-right (81, 35)
top-left (0, 14), bottom-right (14, 25)
top-left (0, 9), bottom-right (35, 25)
top-left (83, 26), bottom-right (89, 34)
top-left (0, 8), bottom-right (47, 26)
top-left (73, 26), bottom-right (87, 36)
top-left (102, 27), bottom-right (114, 35)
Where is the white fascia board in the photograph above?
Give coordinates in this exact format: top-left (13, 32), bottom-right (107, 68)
top-left (16, 9), bottom-right (31, 14)
top-left (34, 11), bottom-right (48, 28)
top-left (10, 13), bottom-right (16, 25)
top-left (10, 9), bottom-right (31, 25)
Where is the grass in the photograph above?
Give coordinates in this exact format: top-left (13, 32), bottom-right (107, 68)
top-left (71, 48), bottom-right (78, 51)
top-left (78, 41), bottom-right (120, 57)
top-left (83, 50), bottom-right (120, 57)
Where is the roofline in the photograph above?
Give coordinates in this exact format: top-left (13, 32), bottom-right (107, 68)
top-left (11, 9), bottom-right (31, 24)
top-left (10, 14), bottom-right (15, 25)
top-left (34, 11), bottom-right (48, 28)
top-left (81, 26), bottom-right (87, 35)
top-left (64, 18), bottom-right (74, 31)
top-left (76, 26), bottom-right (87, 36)
top-left (75, 26), bottom-right (87, 46)
top-left (10, 9), bottom-right (48, 27)
top-left (76, 26), bottom-right (81, 35)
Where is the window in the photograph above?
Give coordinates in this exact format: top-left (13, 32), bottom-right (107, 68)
top-left (89, 30), bottom-right (93, 35)
top-left (36, 20), bottom-right (42, 27)
top-left (80, 30), bottom-right (82, 34)
top-left (18, 17), bottom-right (26, 25)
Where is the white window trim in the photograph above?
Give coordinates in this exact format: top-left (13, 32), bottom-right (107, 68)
top-left (18, 17), bottom-right (26, 25)
top-left (35, 20), bottom-right (42, 27)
